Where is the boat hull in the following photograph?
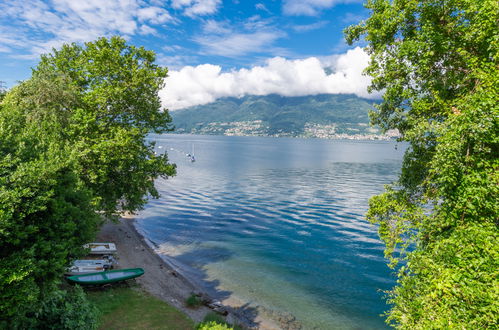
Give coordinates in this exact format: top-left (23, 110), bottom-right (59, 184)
top-left (83, 242), bottom-right (117, 255)
top-left (65, 259), bottom-right (114, 275)
top-left (66, 268), bottom-right (144, 285)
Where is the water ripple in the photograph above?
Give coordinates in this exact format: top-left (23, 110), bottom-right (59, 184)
top-left (138, 135), bottom-right (405, 330)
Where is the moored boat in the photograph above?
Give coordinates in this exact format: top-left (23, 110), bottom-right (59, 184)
top-left (66, 268), bottom-right (144, 285)
top-left (83, 242), bottom-right (117, 255)
top-left (65, 259), bottom-right (114, 275)
top-left (66, 265), bottom-right (106, 275)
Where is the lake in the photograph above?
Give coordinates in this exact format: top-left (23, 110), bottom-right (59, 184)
top-left (136, 134), bottom-right (404, 329)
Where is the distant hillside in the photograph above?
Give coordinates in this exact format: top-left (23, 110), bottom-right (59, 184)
top-left (171, 94), bottom-right (391, 139)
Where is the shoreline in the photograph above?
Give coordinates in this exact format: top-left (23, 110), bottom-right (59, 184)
top-left (167, 131), bottom-right (399, 142)
top-left (96, 214), bottom-right (286, 329)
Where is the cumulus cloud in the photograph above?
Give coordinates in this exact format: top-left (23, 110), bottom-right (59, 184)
top-left (160, 47), bottom-right (378, 110)
top-left (283, 0), bottom-right (362, 16)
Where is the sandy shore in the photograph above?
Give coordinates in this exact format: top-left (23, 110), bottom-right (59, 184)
top-left (96, 215), bottom-right (287, 329)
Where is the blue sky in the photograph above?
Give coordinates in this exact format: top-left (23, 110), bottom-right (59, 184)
top-left (0, 0), bottom-right (373, 109)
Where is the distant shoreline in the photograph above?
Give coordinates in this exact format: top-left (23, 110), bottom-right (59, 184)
top-left (169, 131), bottom-right (400, 141)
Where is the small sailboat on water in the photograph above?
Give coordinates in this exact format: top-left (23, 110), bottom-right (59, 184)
top-left (187, 144), bottom-right (195, 162)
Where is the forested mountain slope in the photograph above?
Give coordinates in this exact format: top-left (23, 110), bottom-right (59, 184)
top-left (171, 94), bottom-right (388, 139)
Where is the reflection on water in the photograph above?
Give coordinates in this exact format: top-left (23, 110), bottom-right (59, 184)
top-left (137, 134), bottom-right (404, 329)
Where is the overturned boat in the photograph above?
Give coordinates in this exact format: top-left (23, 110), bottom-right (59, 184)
top-left (66, 268), bottom-right (144, 285)
top-left (83, 242), bottom-right (117, 255)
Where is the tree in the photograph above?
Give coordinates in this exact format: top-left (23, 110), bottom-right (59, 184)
top-left (345, 0), bottom-right (498, 328)
top-left (32, 36), bottom-right (177, 217)
top-left (0, 81), bottom-right (99, 324)
top-left (0, 36), bottom-right (176, 326)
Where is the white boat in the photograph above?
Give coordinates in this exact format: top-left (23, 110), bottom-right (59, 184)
top-left (66, 259), bottom-right (114, 275)
top-left (73, 259), bottom-right (114, 267)
top-left (83, 242), bottom-right (117, 255)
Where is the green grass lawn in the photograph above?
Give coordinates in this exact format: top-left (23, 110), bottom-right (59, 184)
top-left (86, 284), bottom-right (195, 330)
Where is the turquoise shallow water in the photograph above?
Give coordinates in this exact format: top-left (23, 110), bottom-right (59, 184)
top-left (136, 134), bottom-right (404, 329)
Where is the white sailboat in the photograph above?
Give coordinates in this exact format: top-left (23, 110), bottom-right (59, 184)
top-left (187, 144), bottom-right (195, 162)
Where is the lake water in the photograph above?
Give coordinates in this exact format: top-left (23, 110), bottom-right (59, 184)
top-left (136, 134), bottom-right (404, 329)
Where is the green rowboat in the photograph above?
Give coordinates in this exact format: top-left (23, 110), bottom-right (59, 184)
top-left (66, 268), bottom-right (144, 285)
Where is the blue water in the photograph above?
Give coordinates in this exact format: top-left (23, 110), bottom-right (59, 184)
top-left (136, 134), bottom-right (404, 329)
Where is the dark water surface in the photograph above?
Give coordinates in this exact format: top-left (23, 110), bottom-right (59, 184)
top-left (136, 134), bottom-right (404, 329)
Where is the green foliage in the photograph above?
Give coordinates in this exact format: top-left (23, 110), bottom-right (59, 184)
top-left (202, 312), bottom-right (227, 324)
top-left (346, 0), bottom-right (498, 328)
top-left (197, 313), bottom-right (241, 330)
top-left (0, 99), bottom-right (99, 322)
top-left (172, 94), bottom-right (376, 136)
top-left (0, 36), bottom-right (176, 326)
top-left (30, 286), bottom-right (97, 330)
top-left (30, 36), bottom-right (177, 217)
top-left (196, 321), bottom-right (233, 330)
top-left (185, 294), bottom-right (203, 308)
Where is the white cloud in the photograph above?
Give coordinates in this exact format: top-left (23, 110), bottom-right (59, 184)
top-left (292, 21), bottom-right (329, 32)
top-left (194, 16), bottom-right (285, 57)
top-left (171, 0), bottom-right (221, 17)
top-left (0, 0), bottom-right (175, 57)
top-left (283, 0), bottom-right (362, 16)
top-left (139, 25), bottom-right (158, 35)
top-left (160, 47), bottom-right (378, 110)
top-left (162, 44), bottom-right (185, 52)
top-left (341, 12), bottom-right (366, 24)
top-left (156, 54), bottom-right (199, 70)
top-left (202, 19), bottom-right (231, 34)
top-left (255, 3), bottom-right (271, 13)
top-left (194, 30), bottom-right (286, 57)
top-left (137, 6), bottom-right (173, 24)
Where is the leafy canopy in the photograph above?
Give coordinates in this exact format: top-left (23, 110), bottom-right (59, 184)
top-left (346, 0), bottom-right (498, 328)
top-left (32, 36), bottom-right (176, 217)
top-left (0, 36), bottom-right (175, 326)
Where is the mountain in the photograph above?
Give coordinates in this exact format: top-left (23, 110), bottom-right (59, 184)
top-left (170, 94), bottom-right (388, 139)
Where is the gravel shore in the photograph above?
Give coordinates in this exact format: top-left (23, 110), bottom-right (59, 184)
top-left (96, 215), bottom-right (285, 329)
top-left (96, 214), bottom-right (212, 323)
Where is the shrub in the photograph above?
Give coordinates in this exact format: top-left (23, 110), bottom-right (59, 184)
top-left (197, 321), bottom-right (233, 330)
top-left (7, 286), bottom-right (97, 329)
top-left (185, 294), bottom-right (203, 308)
top-left (202, 312), bottom-right (226, 324)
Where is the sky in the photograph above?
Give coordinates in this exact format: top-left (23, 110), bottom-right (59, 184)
top-left (0, 0), bottom-right (374, 110)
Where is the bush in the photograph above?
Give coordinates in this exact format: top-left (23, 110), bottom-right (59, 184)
top-left (185, 293), bottom-right (203, 308)
top-left (36, 286), bottom-right (97, 329)
top-left (5, 286), bottom-right (97, 329)
top-left (197, 312), bottom-right (244, 330)
top-left (202, 312), bottom-right (226, 324)
top-left (197, 321), bottom-right (233, 330)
